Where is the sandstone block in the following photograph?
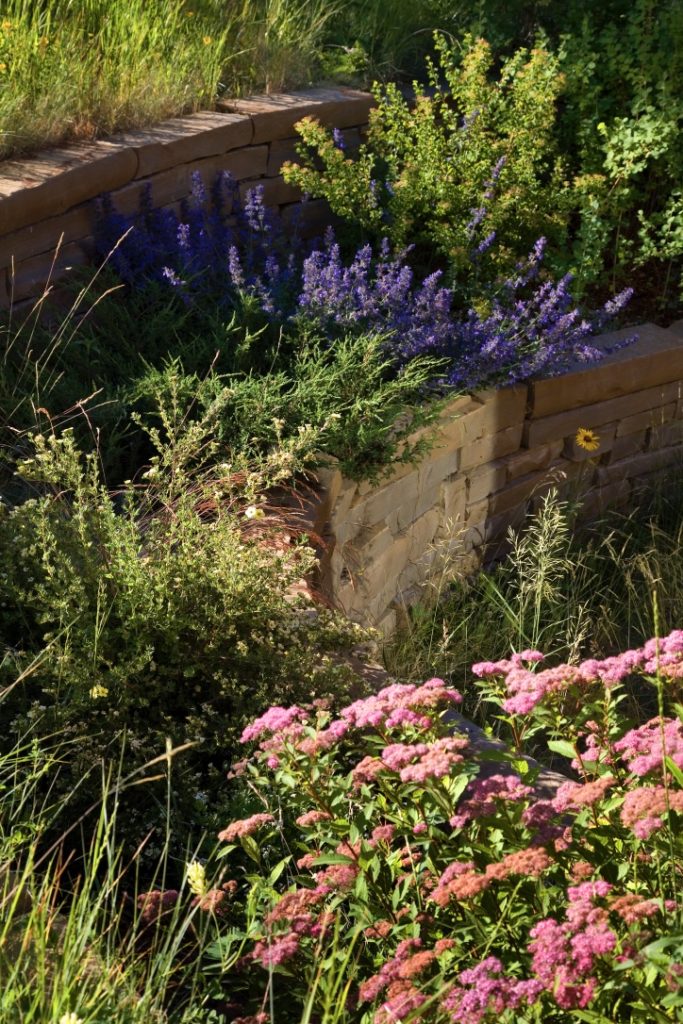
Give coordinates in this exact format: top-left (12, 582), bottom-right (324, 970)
top-left (219, 88), bottom-right (374, 143)
top-left (8, 241), bottom-right (89, 303)
top-left (418, 445), bottom-right (459, 495)
top-left (524, 381), bottom-right (683, 448)
top-left (239, 174), bottom-right (301, 207)
top-left (267, 138), bottom-right (301, 176)
top-left (503, 441), bottom-right (562, 481)
top-left (576, 479), bottom-right (631, 520)
top-left (487, 470), bottom-right (551, 518)
top-left (442, 477), bottom-right (467, 525)
top-left (375, 609), bottom-right (397, 637)
top-left (108, 146), bottom-right (268, 219)
top-left (114, 112), bottom-right (253, 178)
top-left (406, 508), bottom-right (441, 562)
top-left (529, 323), bottom-right (683, 418)
top-left (608, 430), bottom-right (647, 462)
top-left (597, 446), bottom-right (683, 486)
top-left (649, 419), bottom-right (683, 450)
top-left (467, 461), bottom-right (508, 504)
top-left (0, 140), bottom-right (137, 235)
top-left (357, 470), bottom-right (420, 533)
top-left (471, 384), bottom-right (528, 429)
top-left (459, 422), bottom-right (524, 471)
top-left (616, 402), bottom-right (677, 437)
top-left (396, 482), bottom-right (444, 532)
top-left (0, 203), bottom-right (92, 264)
top-left (280, 198), bottom-right (331, 237)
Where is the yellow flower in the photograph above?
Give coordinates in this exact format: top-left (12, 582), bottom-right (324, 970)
top-left (58, 1014), bottom-right (84, 1024)
top-left (202, 35), bottom-right (212, 45)
top-left (575, 427), bottom-right (600, 452)
top-left (89, 684), bottom-right (109, 699)
top-left (0, 63), bottom-right (6, 73)
top-left (186, 859), bottom-right (207, 897)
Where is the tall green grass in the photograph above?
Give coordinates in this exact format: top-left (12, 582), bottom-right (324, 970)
top-left (384, 484), bottom-right (683, 724)
top-left (0, 0), bottom-right (339, 159)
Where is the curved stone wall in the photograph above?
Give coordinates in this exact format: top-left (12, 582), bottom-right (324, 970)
top-left (312, 321), bottom-right (683, 635)
top-left (0, 88), bottom-right (373, 306)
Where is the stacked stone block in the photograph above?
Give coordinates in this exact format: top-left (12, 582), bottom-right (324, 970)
top-left (314, 321), bottom-right (683, 636)
top-left (0, 88), bottom-right (374, 306)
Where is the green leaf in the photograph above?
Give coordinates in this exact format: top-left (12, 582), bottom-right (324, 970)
top-left (547, 739), bottom-right (576, 759)
top-left (310, 853), bottom-right (354, 867)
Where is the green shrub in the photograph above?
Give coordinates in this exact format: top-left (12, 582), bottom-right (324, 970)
top-left (0, 418), bottom-right (367, 853)
top-left (283, 35), bottom-right (582, 295)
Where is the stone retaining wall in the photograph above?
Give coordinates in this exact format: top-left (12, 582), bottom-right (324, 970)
top-left (0, 88), bottom-right (373, 306)
top-left (312, 321), bottom-right (683, 636)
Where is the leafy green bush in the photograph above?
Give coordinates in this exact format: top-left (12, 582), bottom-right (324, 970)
top-left (284, 35), bottom-right (579, 296)
top-left (0, 416), bottom-right (367, 852)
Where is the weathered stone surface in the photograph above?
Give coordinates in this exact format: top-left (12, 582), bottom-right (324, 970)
top-left (0, 140), bottom-right (137, 235)
top-left (649, 419), bottom-right (683, 450)
top-left (487, 470), bottom-right (551, 517)
top-left (460, 422), bottom-right (524, 471)
top-left (280, 197), bottom-right (331, 236)
top-left (576, 479), bottom-right (631, 519)
top-left (8, 241), bottom-right (89, 302)
top-left (608, 430), bottom-right (647, 462)
top-left (418, 446), bottom-right (460, 496)
top-left (524, 381), bottom-right (682, 448)
top-left (616, 402), bottom-right (676, 437)
top-left (442, 477), bottom-right (467, 525)
top-left (218, 88), bottom-right (374, 143)
top-left (0, 202), bottom-right (92, 264)
top-left (468, 461), bottom-right (508, 504)
top-left (597, 446), bottom-right (683, 486)
top-left (239, 174), bottom-right (301, 207)
top-left (529, 324), bottom-right (683, 418)
top-left (357, 470), bottom-right (420, 533)
top-left (108, 145), bottom-right (269, 217)
top-left (115, 112), bottom-right (254, 178)
top-left (504, 440), bottom-right (563, 481)
top-left (471, 384), bottom-right (528, 429)
top-left (406, 508), bottom-right (441, 561)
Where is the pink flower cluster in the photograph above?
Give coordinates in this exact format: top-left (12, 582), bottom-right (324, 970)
top-left (529, 880), bottom-right (616, 1009)
top-left (240, 705), bottom-right (309, 743)
top-left (620, 785), bottom-right (683, 839)
top-left (218, 813), bottom-right (274, 843)
top-left (449, 773), bottom-right (533, 828)
top-left (614, 716), bottom-right (683, 777)
top-left (429, 846), bottom-right (553, 907)
top-left (340, 678), bottom-right (462, 730)
top-left (441, 957), bottom-right (543, 1024)
top-left (381, 736), bottom-right (469, 783)
top-left (359, 937), bottom-right (431, 1023)
top-left (472, 630), bottom-right (683, 715)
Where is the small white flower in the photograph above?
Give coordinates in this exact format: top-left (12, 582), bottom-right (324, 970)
top-left (58, 1013), bottom-right (84, 1024)
top-left (244, 505), bottom-right (265, 520)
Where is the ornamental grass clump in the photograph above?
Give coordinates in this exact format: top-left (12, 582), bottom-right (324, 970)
top-left (199, 634), bottom-right (683, 1022)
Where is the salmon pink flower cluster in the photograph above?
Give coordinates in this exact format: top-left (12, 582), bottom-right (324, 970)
top-left (472, 629), bottom-right (683, 714)
top-left (216, 636), bottom-right (683, 1021)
